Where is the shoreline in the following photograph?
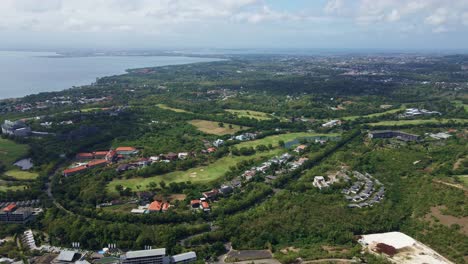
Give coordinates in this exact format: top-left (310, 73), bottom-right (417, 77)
top-left (0, 52), bottom-right (223, 101)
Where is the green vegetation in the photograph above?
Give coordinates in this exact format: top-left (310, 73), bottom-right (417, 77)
top-left (225, 109), bottom-right (273, 120)
top-left (237, 132), bottom-right (340, 149)
top-left (4, 170), bottom-right (39, 180)
top-left (157, 103), bottom-right (192, 113)
top-left (368, 118), bottom-right (468, 126)
top-left (107, 148), bottom-right (282, 193)
top-left (341, 105), bottom-right (405, 120)
top-left (0, 185), bottom-right (27, 192)
top-left (457, 175), bottom-right (468, 187)
top-left (189, 119), bottom-right (246, 135)
top-left (0, 138), bottom-right (29, 170)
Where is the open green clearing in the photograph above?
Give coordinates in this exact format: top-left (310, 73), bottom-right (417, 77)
top-left (237, 132), bottom-right (341, 149)
top-left (341, 105), bottom-right (405, 121)
top-left (157, 104), bottom-right (192, 113)
top-left (453, 100), bottom-right (468, 111)
top-left (0, 138), bottom-right (29, 169)
top-left (107, 132), bottom-right (338, 193)
top-left (458, 175), bottom-right (468, 187)
top-left (189, 119), bottom-right (246, 135)
top-left (101, 203), bottom-right (136, 213)
top-left (4, 170), bottom-right (39, 180)
top-left (107, 148), bottom-right (282, 194)
top-left (0, 185), bottom-right (27, 192)
top-left (368, 118), bottom-right (468, 126)
top-left (225, 109), bottom-right (272, 120)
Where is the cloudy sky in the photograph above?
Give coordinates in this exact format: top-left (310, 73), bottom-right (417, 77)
top-left (1, 0), bottom-right (468, 51)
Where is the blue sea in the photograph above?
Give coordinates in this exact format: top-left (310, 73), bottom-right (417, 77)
top-left (0, 51), bottom-right (218, 99)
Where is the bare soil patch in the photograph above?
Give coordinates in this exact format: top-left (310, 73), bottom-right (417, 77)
top-left (424, 206), bottom-right (468, 235)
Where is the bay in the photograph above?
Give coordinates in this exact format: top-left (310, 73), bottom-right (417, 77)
top-left (0, 51), bottom-right (218, 99)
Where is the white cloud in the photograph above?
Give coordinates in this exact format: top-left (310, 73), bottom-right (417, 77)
top-left (425, 8), bottom-right (448, 26)
top-left (386, 9), bottom-right (400, 22)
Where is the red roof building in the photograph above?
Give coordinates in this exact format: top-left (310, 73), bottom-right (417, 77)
top-left (201, 201), bottom-right (210, 210)
top-left (148, 201), bottom-right (162, 212)
top-left (202, 189), bottom-right (219, 199)
top-left (63, 166), bottom-right (87, 176)
top-left (207, 147), bottom-right (217, 153)
top-left (3, 204), bottom-right (16, 212)
top-left (190, 200), bottom-right (200, 208)
top-left (162, 202), bottom-right (170, 212)
top-left (76, 153), bottom-right (94, 160)
top-left (87, 159), bottom-right (108, 168)
top-left (106, 150), bottom-right (117, 162)
top-left (116, 147), bottom-right (138, 155)
top-left (93, 151), bottom-right (109, 158)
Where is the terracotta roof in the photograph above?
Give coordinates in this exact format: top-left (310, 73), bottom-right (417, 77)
top-left (3, 203), bottom-right (16, 212)
top-left (190, 199), bottom-right (200, 205)
top-left (201, 201), bottom-right (210, 209)
top-left (63, 165), bottom-right (87, 175)
top-left (148, 201), bottom-right (162, 211)
top-left (116, 147), bottom-right (137, 152)
top-left (93, 151), bottom-right (109, 156)
top-left (87, 159), bottom-right (108, 167)
top-left (162, 202), bottom-right (170, 211)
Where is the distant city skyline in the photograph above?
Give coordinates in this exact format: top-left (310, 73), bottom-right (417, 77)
top-left (1, 0), bottom-right (468, 51)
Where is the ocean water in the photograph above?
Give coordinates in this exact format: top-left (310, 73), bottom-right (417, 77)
top-left (0, 51), bottom-right (218, 99)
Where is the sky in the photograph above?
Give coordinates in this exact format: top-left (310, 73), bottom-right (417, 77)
top-left (1, 0), bottom-right (468, 51)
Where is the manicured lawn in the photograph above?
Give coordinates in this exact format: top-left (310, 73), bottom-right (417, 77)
top-left (225, 109), bottom-right (273, 120)
top-left (157, 104), bottom-right (191, 113)
top-left (368, 118), bottom-right (468, 126)
top-left (107, 148), bottom-right (283, 194)
top-left (189, 119), bottom-right (246, 135)
top-left (0, 185), bottom-right (27, 192)
top-left (4, 170), bottom-right (39, 180)
top-left (0, 138), bottom-right (29, 169)
top-left (341, 105), bottom-right (405, 121)
top-left (236, 132), bottom-right (341, 149)
top-left (80, 107), bottom-right (102, 112)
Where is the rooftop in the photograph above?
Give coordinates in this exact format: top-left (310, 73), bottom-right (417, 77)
top-left (125, 248), bottom-right (166, 259)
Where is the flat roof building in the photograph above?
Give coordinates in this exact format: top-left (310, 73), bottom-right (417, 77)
top-left (171, 252), bottom-right (196, 264)
top-left (121, 248), bottom-right (166, 264)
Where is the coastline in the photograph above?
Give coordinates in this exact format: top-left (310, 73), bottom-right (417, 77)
top-left (0, 51), bottom-right (223, 101)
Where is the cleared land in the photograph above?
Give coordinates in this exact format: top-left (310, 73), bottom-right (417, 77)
top-left (157, 104), bottom-right (191, 113)
top-left (341, 106), bottom-right (405, 121)
top-left (189, 119), bottom-right (246, 135)
top-left (0, 138), bottom-right (29, 169)
top-left (225, 109), bottom-right (273, 120)
top-left (4, 170), bottom-right (39, 180)
top-left (368, 118), bottom-right (468, 126)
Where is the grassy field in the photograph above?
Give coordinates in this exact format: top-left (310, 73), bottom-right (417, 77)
top-left (101, 203), bottom-right (136, 213)
top-left (225, 109), bottom-right (272, 120)
top-left (107, 148), bottom-right (283, 194)
top-left (0, 185), bottom-right (27, 192)
top-left (0, 138), bottom-right (29, 169)
top-left (189, 119), bottom-right (246, 135)
top-left (341, 106), bottom-right (405, 121)
top-left (458, 175), bottom-right (468, 187)
top-left (157, 104), bottom-right (191, 113)
top-left (453, 100), bottom-right (468, 111)
top-left (236, 132), bottom-right (340, 149)
top-left (4, 170), bottom-right (39, 180)
top-left (107, 132), bottom-right (339, 193)
top-left (368, 118), bottom-right (468, 126)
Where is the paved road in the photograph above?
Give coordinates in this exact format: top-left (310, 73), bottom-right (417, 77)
top-left (45, 162), bottom-right (75, 215)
